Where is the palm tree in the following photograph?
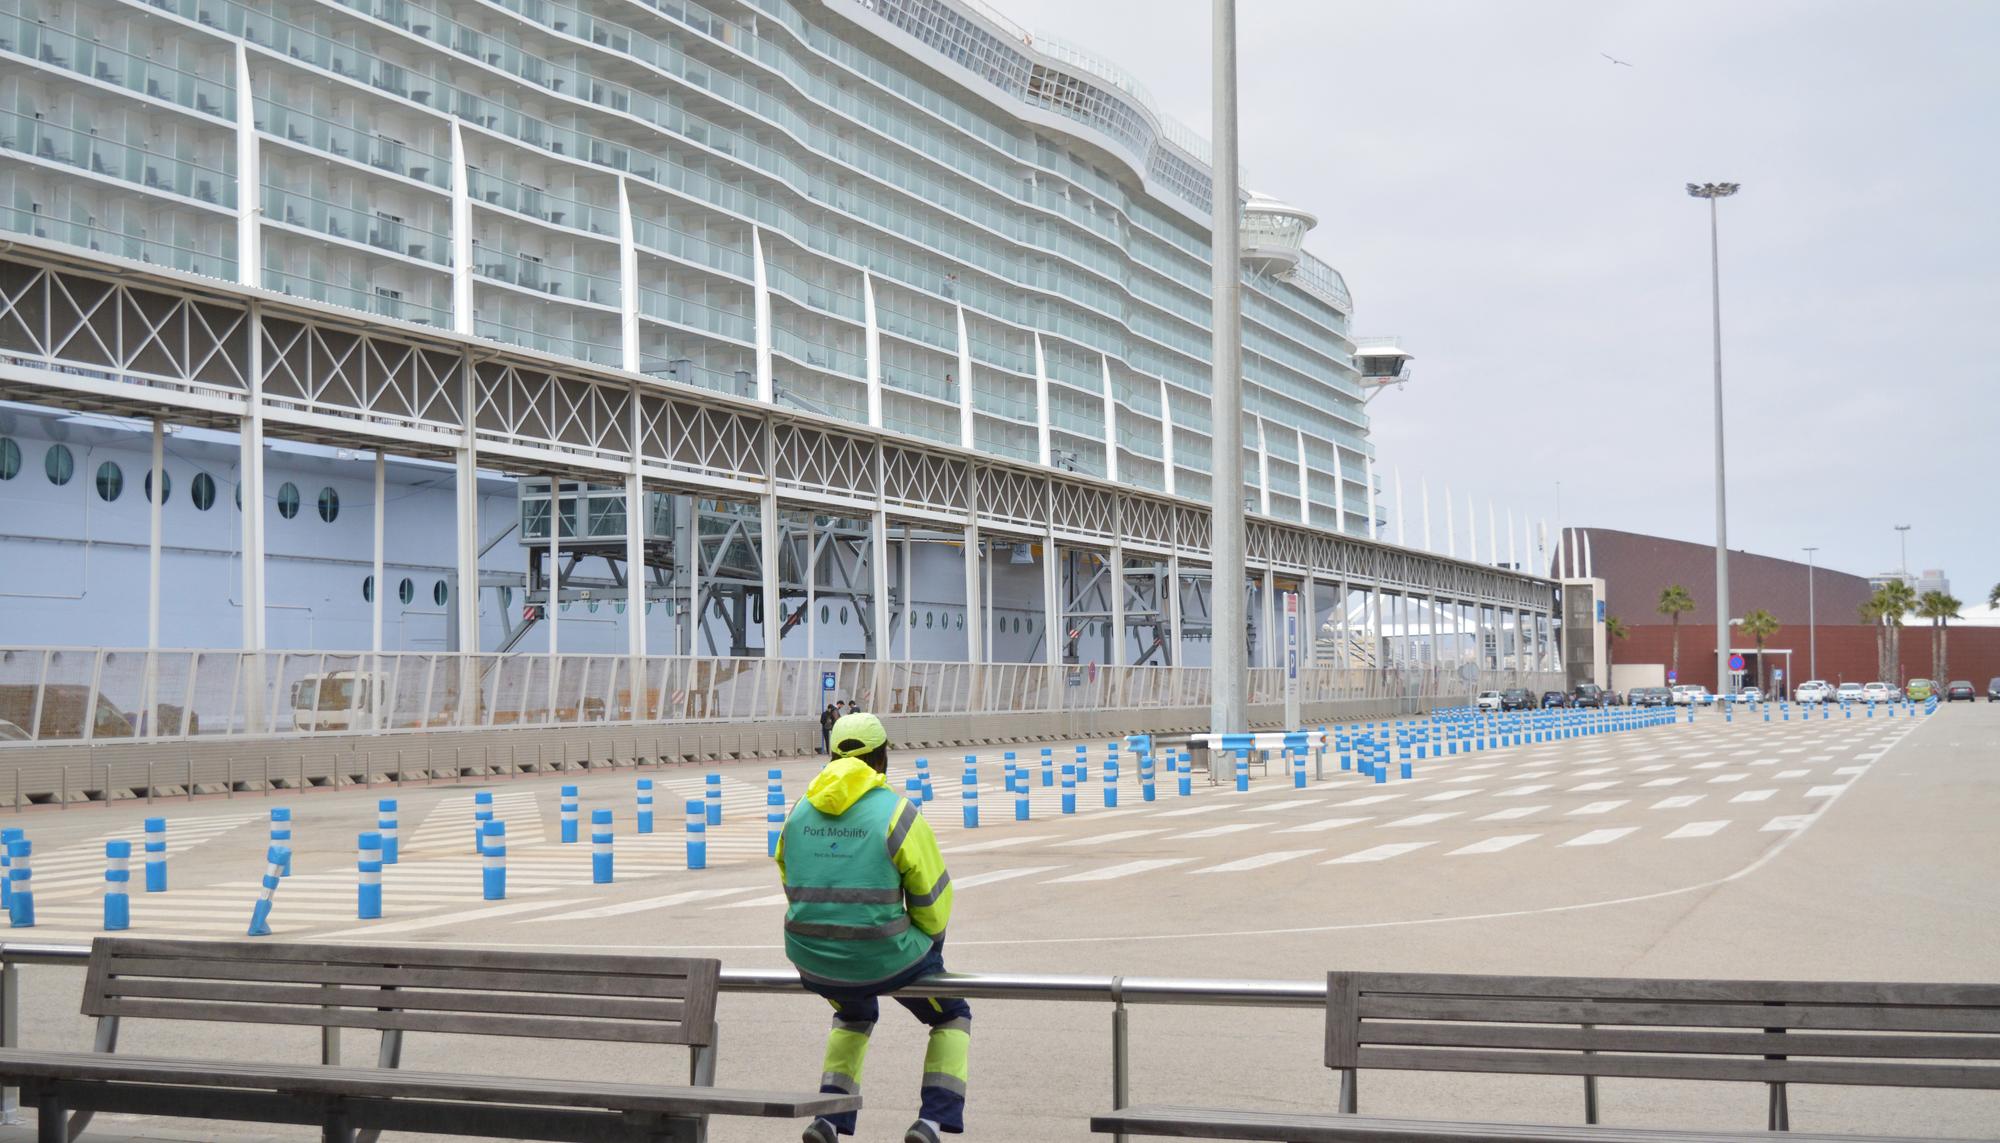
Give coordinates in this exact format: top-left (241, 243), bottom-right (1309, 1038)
top-left (1916, 591), bottom-right (1963, 683)
top-left (1989, 582), bottom-right (1999, 611)
top-left (1656, 584), bottom-right (1696, 681)
top-left (1604, 616), bottom-right (1629, 689)
top-left (1864, 581), bottom-right (1917, 682)
top-left (1858, 595), bottom-right (1889, 682)
top-left (1740, 609), bottom-right (1781, 696)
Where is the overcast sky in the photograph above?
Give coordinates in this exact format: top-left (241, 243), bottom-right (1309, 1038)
top-left (989, 0), bottom-right (1997, 609)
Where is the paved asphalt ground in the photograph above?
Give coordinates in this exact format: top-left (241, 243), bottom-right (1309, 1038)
top-left (0, 703), bottom-right (1995, 1140)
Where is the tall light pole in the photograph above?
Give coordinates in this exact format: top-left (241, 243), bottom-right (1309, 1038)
top-left (1688, 181), bottom-right (1739, 693)
top-left (1802, 546), bottom-right (1819, 682)
top-left (1208, 0), bottom-right (1246, 733)
top-left (1894, 524), bottom-right (1911, 580)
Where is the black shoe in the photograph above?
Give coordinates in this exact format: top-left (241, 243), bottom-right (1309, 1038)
top-left (802, 1116), bottom-right (839, 1143)
top-left (904, 1121), bottom-right (942, 1143)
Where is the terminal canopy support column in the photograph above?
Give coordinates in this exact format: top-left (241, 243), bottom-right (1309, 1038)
top-left (1207, 0), bottom-right (1247, 733)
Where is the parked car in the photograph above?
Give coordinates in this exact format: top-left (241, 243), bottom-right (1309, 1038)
top-left (1475, 690), bottom-right (1504, 712)
top-left (1988, 677), bottom-right (2000, 703)
top-left (1835, 682), bottom-right (1866, 704)
top-left (1724, 686), bottom-right (1764, 704)
top-left (1904, 679), bottom-right (1936, 702)
top-left (1630, 686), bottom-right (1674, 707)
top-left (1540, 690), bottom-right (1569, 708)
top-left (1862, 682), bottom-right (1896, 704)
top-left (1794, 680), bottom-right (1832, 703)
top-left (1570, 683), bottom-right (1605, 709)
top-left (1671, 684), bottom-right (1713, 706)
top-left (1943, 680), bottom-right (1976, 702)
top-left (1500, 688), bottom-right (1534, 711)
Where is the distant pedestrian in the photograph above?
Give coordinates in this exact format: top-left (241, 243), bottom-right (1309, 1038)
top-left (819, 703), bottom-right (839, 755)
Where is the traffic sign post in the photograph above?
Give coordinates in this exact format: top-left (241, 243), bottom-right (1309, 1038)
top-left (1282, 592), bottom-right (1300, 731)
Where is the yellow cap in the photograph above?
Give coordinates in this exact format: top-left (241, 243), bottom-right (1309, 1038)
top-left (829, 711), bottom-right (887, 758)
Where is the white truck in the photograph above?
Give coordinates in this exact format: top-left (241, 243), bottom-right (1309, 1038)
top-left (291, 670), bottom-right (390, 732)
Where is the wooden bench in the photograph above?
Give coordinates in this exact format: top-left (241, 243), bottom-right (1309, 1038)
top-left (0, 937), bottom-right (856, 1143)
top-left (1093, 971), bottom-right (2000, 1142)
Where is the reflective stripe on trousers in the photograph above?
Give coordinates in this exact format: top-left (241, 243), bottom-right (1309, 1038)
top-left (815, 993), bottom-right (971, 1135)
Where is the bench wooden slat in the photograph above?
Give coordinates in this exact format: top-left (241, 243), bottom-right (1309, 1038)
top-left (1359, 995), bottom-right (2000, 1033)
top-left (1090, 1105), bottom-right (1991, 1142)
top-left (92, 957), bottom-right (693, 1002)
top-left (1356, 1047), bottom-right (2000, 1089)
top-left (0, 1048), bottom-right (857, 1119)
top-left (105, 999), bottom-right (684, 1044)
top-left (1363, 1022), bottom-right (2000, 1059)
top-left (110, 978), bottom-right (689, 1024)
top-left (1350, 972), bottom-right (2000, 1008)
top-left (97, 938), bottom-right (699, 979)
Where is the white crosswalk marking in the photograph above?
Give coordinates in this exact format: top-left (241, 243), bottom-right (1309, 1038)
top-left (1692, 761), bottom-right (1727, 770)
top-left (1707, 773), bottom-right (1749, 783)
top-left (1774, 769), bottom-right (1810, 779)
top-left (1834, 766), bottom-right (1866, 776)
top-left (954, 866), bottom-right (1066, 889)
top-left (1569, 781), bottom-right (1618, 791)
top-left (1805, 786), bottom-right (1847, 798)
top-left (1641, 777), bottom-right (1686, 788)
top-left (1274, 817), bottom-right (1370, 834)
top-left (1324, 842), bottom-right (1432, 864)
top-left (1567, 800), bottom-right (1628, 816)
top-left (1242, 800), bottom-right (1323, 813)
top-left (1384, 812), bottom-right (1458, 828)
top-left (1571, 768), bottom-right (1616, 777)
top-left (1633, 764), bottom-right (1673, 773)
top-left (1171, 823), bottom-right (1259, 841)
top-left (1476, 805), bottom-right (1546, 821)
top-left (1666, 821), bottom-right (1730, 839)
top-left (1046, 859), bottom-right (1190, 883)
top-left (1419, 789), bottom-right (1478, 802)
top-left (406, 790), bottom-right (547, 852)
top-left (1149, 804), bottom-right (1230, 818)
top-left (1052, 829), bottom-right (1165, 848)
top-left (1447, 835), bottom-right (1538, 856)
top-left (1762, 815), bottom-right (1813, 832)
top-left (951, 835), bottom-right (1054, 854)
top-left (1650, 795), bottom-right (1704, 809)
top-left (1192, 850), bottom-right (1320, 874)
top-left (537, 887), bottom-right (764, 921)
top-left (1496, 785), bottom-right (1551, 797)
top-left (1562, 828), bottom-right (1636, 847)
top-left (1730, 790), bottom-right (1776, 803)
top-left (1332, 795), bottom-right (1402, 807)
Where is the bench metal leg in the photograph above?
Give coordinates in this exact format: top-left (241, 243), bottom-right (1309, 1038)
top-left (1336, 1068), bottom-right (1356, 1114)
top-left (1768, 1082), bottom-right (1790, 1131)
top-left (36, 1091), bottom-right (64, 1143)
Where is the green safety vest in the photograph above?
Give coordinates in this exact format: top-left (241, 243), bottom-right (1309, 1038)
top-left (780, 785), bottom-right (934, 988)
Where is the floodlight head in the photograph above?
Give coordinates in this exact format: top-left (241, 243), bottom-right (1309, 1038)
top-left (1686, 182), bottom-right (1741, 199)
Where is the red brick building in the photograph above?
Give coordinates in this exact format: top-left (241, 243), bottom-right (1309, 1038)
top-left (1560, 528), bottom-right (1999, 693)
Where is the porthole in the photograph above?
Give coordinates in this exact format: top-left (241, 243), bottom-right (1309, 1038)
top-left (433, 580), bottom-right (449, 606)
top-left (0, 438), bottom-right (19, 480)
top-left (839, 606), bottom-right (849, 624)
top-left (398, 577), bottom-right (414, 605)
top-left (588, 600), bottom-right (600, 614)
top-left (1012, 616), bottom-right (1022, 634)
top-left (821, 604), bottom-right (830, 624)
top-left (190, 472), bottom-right (216, 510)
top-left (276, 482), bottom-right (300, 519)
top-left (614, 600), bottom-right (625, 614)
top-left (362, 575), bottom-right (374, 603)
top-left (44, 444), bottom-right (74, 485)
top-left (956, 614), bottom-right (964, 631)
top-left (143, 468), bottom-right (171, 504)
top-left (95, 461), bottom-right (123, 502)
top-left (925, 611), bottom-right (934, 629)
top-left (317, 486), bottom-right (339, 523)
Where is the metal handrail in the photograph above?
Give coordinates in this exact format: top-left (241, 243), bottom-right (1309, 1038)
top-left (0, 942), bottom-right (1326, 1138)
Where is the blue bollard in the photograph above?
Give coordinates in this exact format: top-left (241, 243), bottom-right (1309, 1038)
top-left (962, 765), bottom-right (979, 829)
top-left (472, 790), bottom-right (494, 851)
top-left (1176, 751), bottom-right (1192, 797)
top-left (104, 841), bottom-right (130, 931)
top-left (1041, 747), bottom-right (1054, 787)
top-left (916, 757), bottom-right (933, 803)
top-left (1075, 745), bottom-right (1090, 784)
top-left (561, 786), bottom-right (580, 843)
top-left (0, 827), bottom-right (17, 915)
top-left (377, 799), bottom-right (399, 864)
top-left (1294, 749), bottom-right (1309, 789)
top-left (5, 838), bottom-right (30, 927)
top-left (1060, 765), bottom-right (1076, 815)
top-left (269, 808), bottom-right (292, 876)
top-left (637, 779), bottom-right (656, 835)
top-left (1141, 752), bottom-right (1157, 802)
top-left (592, 809), bottom-right (614, 884)
top-left (143, 817), bottom-right (168, 892)
top-left (767, 770), bottom-right (785, 857)
top-left (705, 773), bottom-right (723, 826)
top-left (1103, 756), bottom-right (1119, 809)
top-left (482, 820), bottom-right (506, 901)
top-left (1235, 750), bottom-right (1250, 793)
top-left (1003, 752), bottom-right (1018, 791)
top-left (246, 845), bottom-right (287, 936)
top-left (357, 831), bottom-right (383, 919)
top-left (685, 798), bottom-right (706, 870)
top-left (1015, 777), bottom-right (1030, 822)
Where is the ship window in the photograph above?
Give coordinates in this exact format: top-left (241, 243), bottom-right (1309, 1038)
top-left (318, 486), bottom-right (340, 522)
top-left (362, 575), bottom-right (374, 603)
top-left (398, 577), bottom-right (414, 605)
top-left (44, 444), bottom-right (74, 485)
top-left (820, 604), bottom-right (829, 624)
top-left (190, 472), bottom-right (216, 510)
top-left (144, 469), bottom-right (171, 504)
top-left (433, 580), bottom-right (448, 606)
top-left (0, 438), bottom-right (18, 480)
top-left (839, 606), bottom-right (849, 624)
top-left (276, 482), bottom-right (300, 519)
top-left (95, 461), bottom-right (123, 502)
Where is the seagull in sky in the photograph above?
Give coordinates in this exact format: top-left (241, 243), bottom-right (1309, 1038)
top-left (1601, 52), bottom-right (1635, 67)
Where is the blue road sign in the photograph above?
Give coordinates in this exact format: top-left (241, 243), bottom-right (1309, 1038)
top-left (821, 671), bottom-right (837, 691)
top-left (1728, 654), bottom-right (1746, 673)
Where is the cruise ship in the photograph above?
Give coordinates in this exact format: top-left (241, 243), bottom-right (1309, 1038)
top-left (0, 0), bottom-right (1412, 670)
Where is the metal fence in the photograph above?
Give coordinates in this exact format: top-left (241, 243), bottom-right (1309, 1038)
top-left (0, 647), bottom-right (1564, 744)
